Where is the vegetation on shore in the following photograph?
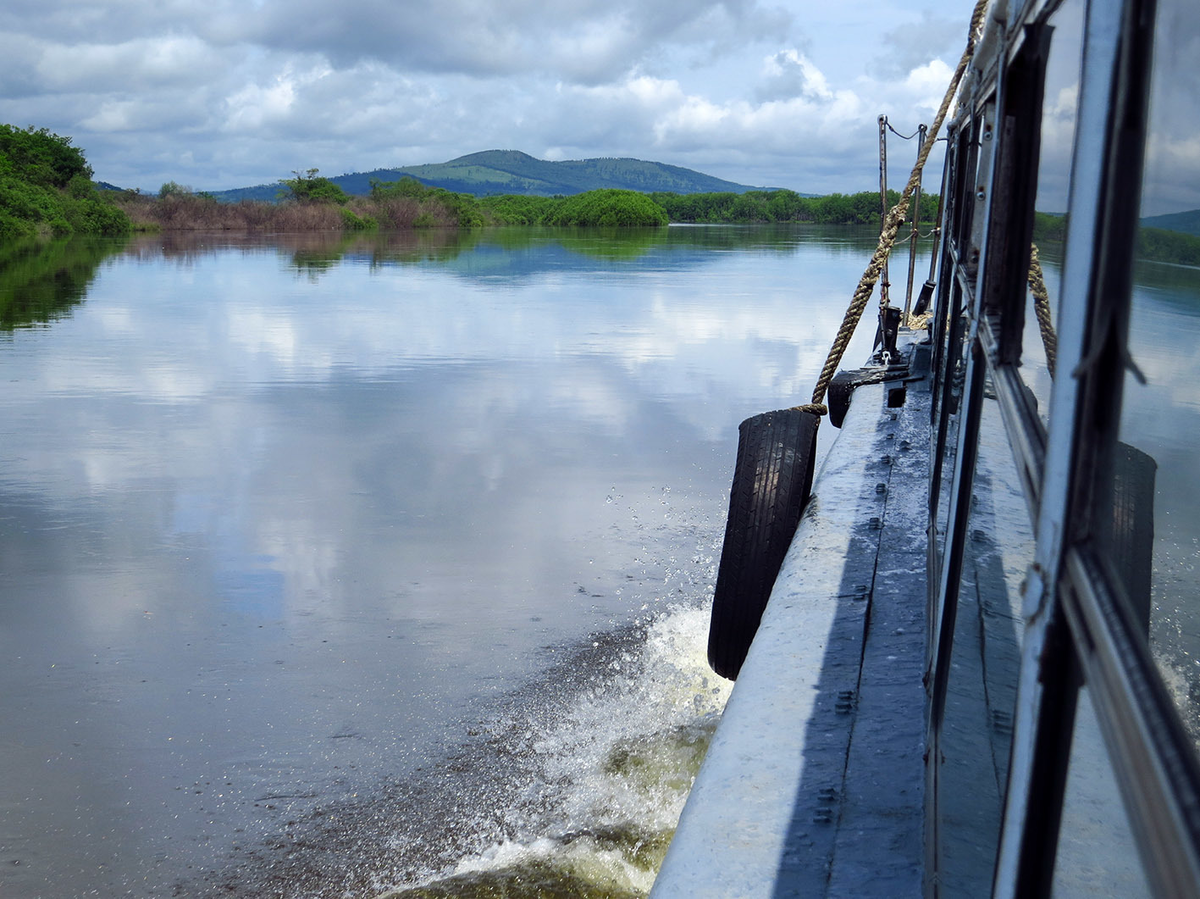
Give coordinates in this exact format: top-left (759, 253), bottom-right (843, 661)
top-left (1033, 211), bottom-right (1200, 267)
top-left (0, 125), bottom-right (131, 239)
top-left (648, 189), bottom-right (941, 226)
top-left (4, 123), bottom-right (1195, 267)
top-left (0, 123), bottom-right (932, 237)
top-left (115, 179), bottom-right (937, 232)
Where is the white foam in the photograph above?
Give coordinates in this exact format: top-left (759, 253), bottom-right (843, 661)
top-left (389, 601), bottom-right (732, 896)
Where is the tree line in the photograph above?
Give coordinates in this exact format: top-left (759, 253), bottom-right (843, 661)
top-left (648, 189), bottom-right (941, 226)
top-left (1033, 210), bottom-right (1200, 267)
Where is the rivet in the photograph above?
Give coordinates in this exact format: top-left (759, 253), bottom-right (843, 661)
top-left (869, 516), bottom-right (882, 529)
top-left (876, 482), bottom-right (887, 494)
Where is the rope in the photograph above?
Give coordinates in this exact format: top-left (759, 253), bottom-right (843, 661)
top-left (794, 0), bottom-right (990, 417)
top-left (886, 121), bottom-right (924, 141)
top-left (1028, 243), bottom-right (1057, 377)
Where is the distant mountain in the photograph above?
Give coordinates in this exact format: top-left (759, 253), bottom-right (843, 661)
top-left (210, 150), bottom-right (768, 202)
top-left (1141, 208), bottom-right (1200, 236)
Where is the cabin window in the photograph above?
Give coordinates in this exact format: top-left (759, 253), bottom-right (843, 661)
top-left (1051, 685), bottom-right (1153, 895)
top-left (1116, 0), bottom-right (1200, 754)
top-left (933, 398), bottom-right (1033, 892)
top-left (1023, 0), bottom-right (1085, 425)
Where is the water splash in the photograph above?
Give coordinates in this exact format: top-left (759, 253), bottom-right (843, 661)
top-left (378, 605), bottom-right (731, 899)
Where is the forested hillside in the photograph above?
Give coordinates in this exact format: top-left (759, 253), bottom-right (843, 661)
top-left (208, 150), bottom-right (767, 202)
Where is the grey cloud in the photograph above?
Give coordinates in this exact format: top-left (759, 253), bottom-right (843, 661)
top-left (239, 0), bottom-right (794, 84)
top-left (868, 12), bottom-right (965, 80)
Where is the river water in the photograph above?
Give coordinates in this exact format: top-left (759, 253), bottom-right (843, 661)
top-left (2, 226), bottom-right (1197, 898)
top-left (0, 226), bottom-right (884, 898)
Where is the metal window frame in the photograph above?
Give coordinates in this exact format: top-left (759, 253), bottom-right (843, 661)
top-left (926, 0), bottom-right (1200, 894)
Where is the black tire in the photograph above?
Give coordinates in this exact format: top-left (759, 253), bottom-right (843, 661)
top-left (708, 409), bottom-right (820, 680)
top-left (827, 371), bottom-right (857, 429)
top-left (1109, 442), bottom-right (1157, 632)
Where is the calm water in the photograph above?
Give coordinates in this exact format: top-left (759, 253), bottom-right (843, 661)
top-left (0, 226), bottom-right (885, 898)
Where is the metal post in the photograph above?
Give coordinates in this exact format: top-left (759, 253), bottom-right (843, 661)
top-left (904, 124), bottom-right (928, 321)
top-left (878, 115), bottom-right (890, 308)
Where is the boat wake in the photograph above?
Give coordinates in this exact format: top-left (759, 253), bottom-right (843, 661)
top-left (377, 604), bottom-right (732, 898)
top-left (189, 590), bottom-right (732, 898)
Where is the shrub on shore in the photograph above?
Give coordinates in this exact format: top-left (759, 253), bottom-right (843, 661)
top-left (542, 189), bottom-right (669, 227)
top-left (0, 124), bottom-right (131, 239)
top-left (114, 175), bottom-right (484, 233)
top-left (479, 190), bottom-right (669, 227)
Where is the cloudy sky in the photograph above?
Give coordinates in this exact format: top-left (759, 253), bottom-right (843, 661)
top-left (0, 0), bottom-right (982, 194)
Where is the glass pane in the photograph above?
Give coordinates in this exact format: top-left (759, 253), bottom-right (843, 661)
top-left (1120, 0), bottom-right (1200, 744)
top-left (1052, 686), bottom-right (1152, 897)
top-left (935, 400), bottom-right (1031, 890)
top-left (1021, 241), bottom-right (1059, 420)
top-left (1024, 0), bottom-right (1085, 422)
top-left (933, 281), bottom-right (969, 566)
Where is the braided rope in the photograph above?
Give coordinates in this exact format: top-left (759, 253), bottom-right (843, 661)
top-left (798, 0), bottom-right (991, 417)
top-left (1028, 243), bottom-right (1057, 377)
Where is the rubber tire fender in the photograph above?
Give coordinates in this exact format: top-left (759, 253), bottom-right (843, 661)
top-left (827, 371), bottom-right (858, 429)
top-left (707, 409), bottom-right (820, 680)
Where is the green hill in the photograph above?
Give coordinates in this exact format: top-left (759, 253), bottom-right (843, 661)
top-left (210, 150), bottom-right (768, 202)
top-left (1141, 208), bottom-right (1200, 237)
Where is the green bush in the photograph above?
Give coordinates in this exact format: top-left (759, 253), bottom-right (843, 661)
top-left (279, 169), bottom-right (350, 204)
top-left (479, 194), bottom-right (560, 224)
top-left (339, 206), bottom-right (375, 230)
top-left (0, 123), bottom-right (131, 237)
top-left (542, 189), bottom-right (668, 227)
top-left (0, 124), bottom-right (92, 189)
top-left (428, 188), bottom-right (484, 228)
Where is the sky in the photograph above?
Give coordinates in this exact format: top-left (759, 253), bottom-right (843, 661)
top-left (0, 0), bottom-right (982, 195)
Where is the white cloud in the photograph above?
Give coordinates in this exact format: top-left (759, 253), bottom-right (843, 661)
top-left (759, 50), bottom-right (833, 102)
top-left (37, 35), bottom-right (220, 91)
top-left (0, 0), bottom-right (984, 193)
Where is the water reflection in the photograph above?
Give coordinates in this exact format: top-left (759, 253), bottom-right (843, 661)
top-left (0, 225), bottom-right (885, 897)
top-left (1129, 0), bottom-right (1200, 743)
top-left (0, 237), bottom-right (129, 330)
top-left (120, 223), bottom-right (880, 281)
